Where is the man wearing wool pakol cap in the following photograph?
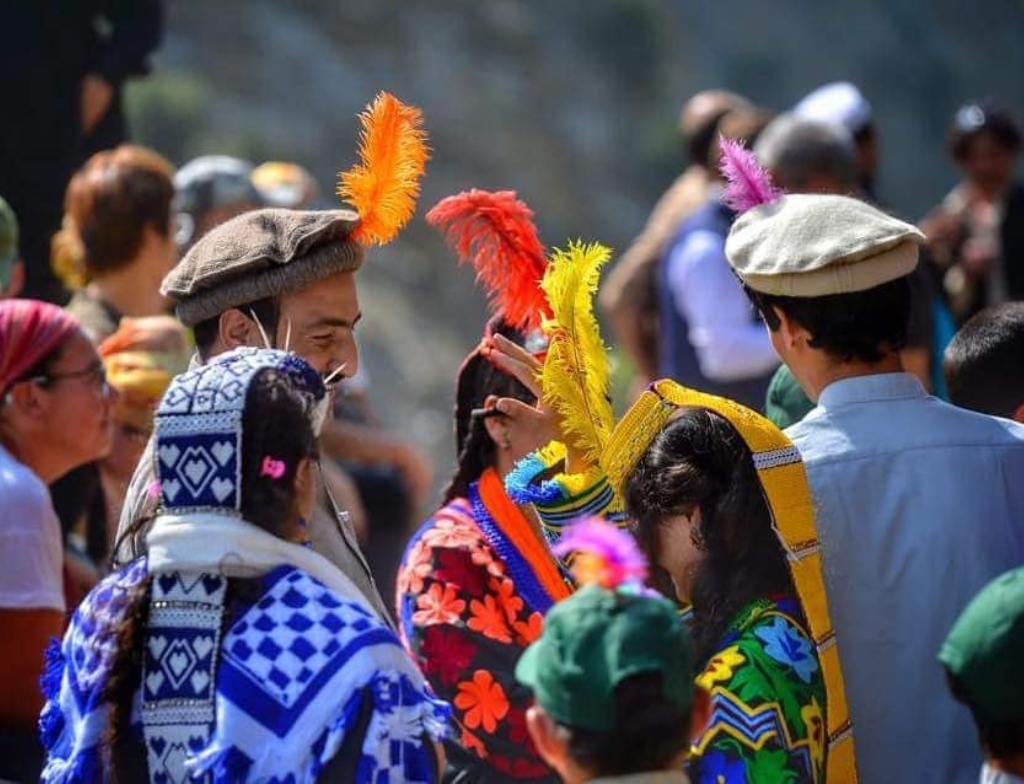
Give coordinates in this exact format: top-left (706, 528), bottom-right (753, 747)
top-left (720, 139), bottom-right (1024, 783)
top-left (113, 93), bottom-right (429, 625)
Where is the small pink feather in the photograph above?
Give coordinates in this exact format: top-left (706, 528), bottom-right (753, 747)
top-left (718, 135), bottom-right (782, 213)
top-left (553, 516), bottom-right (648, 589)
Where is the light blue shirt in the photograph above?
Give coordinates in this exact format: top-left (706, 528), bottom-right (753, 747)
top-left (787, 373), bottom-right (1024, 784)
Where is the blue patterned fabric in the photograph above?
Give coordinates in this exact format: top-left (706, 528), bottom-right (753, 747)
top-left (142, 572), bottom-right (227, 783)
top-left (154, 347), bottom-right (324, 515)
top-left (41, 562), bottom-right (448, 783)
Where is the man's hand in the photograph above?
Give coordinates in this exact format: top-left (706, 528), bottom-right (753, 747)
top-left (81, 74), bottom-right (114, 134)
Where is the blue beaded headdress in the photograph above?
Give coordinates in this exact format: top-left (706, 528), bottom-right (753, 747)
top-left (153, 347), bottom-right (325, 515)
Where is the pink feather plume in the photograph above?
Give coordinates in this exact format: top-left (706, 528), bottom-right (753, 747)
top-left (718, 135), bottom-right (783, 213)
top-left (553, 516), bottom-right (648, 589)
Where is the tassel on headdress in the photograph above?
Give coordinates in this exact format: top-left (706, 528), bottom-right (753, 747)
top-left (553, 517), bottom-right (647, 590)
top-left (426, 189), bottom-right (551, 332)
top-left (718, 135), bottom-right (782, 214)
top-left (539, 241), bottom-right (616, 468)
top-left (338, 92), bottom-right (430, 246)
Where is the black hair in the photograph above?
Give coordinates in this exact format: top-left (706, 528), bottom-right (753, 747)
top-left (688, 108), bottom-right (732, 170)
top-left (949, 101), bottom-right (1023, 162)
top-left (103, 367), bottom-right (318, 770)
top-left (562, 672), bottom-right (691, 776)
top-left (944, 302), bottom-right (1024, 419)
top-left (744, 275), bottom-right (911, 364)
top-left (946, 671), bottom-right (1024, 759)
top-left (192, 295), bottom-right (280, 359)
top-left (626, 408), bottom-right (795, 664)
top-left (442, 318), bottom-right (534, 504)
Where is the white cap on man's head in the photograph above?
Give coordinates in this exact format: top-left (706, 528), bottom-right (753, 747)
top-left (794, 82), bottom-right (872, 136)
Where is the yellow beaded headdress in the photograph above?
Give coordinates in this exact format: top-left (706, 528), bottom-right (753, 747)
top-left (601, 379), bottom-right (857, 782)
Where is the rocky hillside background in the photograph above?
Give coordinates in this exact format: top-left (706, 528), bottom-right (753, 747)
top-left (127, 0), bottom-right (1024, 497)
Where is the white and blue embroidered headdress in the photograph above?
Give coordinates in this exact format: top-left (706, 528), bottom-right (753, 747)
top-left (142, 347), bottom-right (326, 780)
top-left (153, 346), bottom-right (325, 515)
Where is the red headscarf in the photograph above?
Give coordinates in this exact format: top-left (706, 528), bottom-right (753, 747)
top-left (0, 299), bottom-right (81, 396)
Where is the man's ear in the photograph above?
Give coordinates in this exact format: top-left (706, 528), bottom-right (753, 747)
top-left (772, 306), bottom-right (806, 351)
top-left (689, 686), bottom-right (712, 744)
top-left (525, 704), bottom-right (566, 772)
top-left (218, 309), bottom-right (260, 350)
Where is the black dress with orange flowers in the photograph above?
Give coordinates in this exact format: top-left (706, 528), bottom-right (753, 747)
top-left (397, 468), bottom-right (572, 783)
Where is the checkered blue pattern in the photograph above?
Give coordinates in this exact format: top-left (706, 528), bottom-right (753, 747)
top-left (42, 562), bottom-right (448, 783)
top-left (223, 568), bottom-right (378, 709)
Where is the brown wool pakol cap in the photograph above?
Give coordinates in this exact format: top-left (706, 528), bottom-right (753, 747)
top-left (162, 208), bottom-right (364, 326)
top-left (725, 193), bottom-right (925, 297)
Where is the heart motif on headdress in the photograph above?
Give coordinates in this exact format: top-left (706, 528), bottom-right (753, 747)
top-left (157, 574), bottom-right (178, 593)
top-left (190, 670), bottom-right (210, 694)
top-left (159, 384), bottom-right (193, 412)
top-left (211, 441), bottom-right (234, 466)
top-left (161, 478), bottom-right (181, 502)
top-left (158, 444), bottom-right (181, 468)
top-left (149, 635), bottom-right (168, 659)
top-left (192, 636), bottom-right (214, 660)
top-left (167, 651), bottom-right (191, 678)
top-left (210, 477), bottom-right (234, 503)
top-left (145, 670), bottom-right (165, 695)
top-left (201, 574), bottom-right (223, 596)
top-left (183, 458), bottom-right (211, 489)
top-left (218, 379), bottom-right (244, 402)
top-left (148, 735), bottom-right (166, 757)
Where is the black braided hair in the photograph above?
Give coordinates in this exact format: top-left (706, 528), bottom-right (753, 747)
top-left (102, 367), bottom-right (318, 772)
top-left (442, 317), bottom-right (535, 504)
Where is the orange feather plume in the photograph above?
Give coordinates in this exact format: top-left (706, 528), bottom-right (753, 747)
top-left (338, 92), bottom-right (430, 246)
top-left (426, 189), bottom-right (551, 332)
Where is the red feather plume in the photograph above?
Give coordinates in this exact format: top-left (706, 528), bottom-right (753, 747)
top-left (426, 189), bottom-right (551, 332)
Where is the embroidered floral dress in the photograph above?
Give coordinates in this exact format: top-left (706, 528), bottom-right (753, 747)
top-left (397, 468), bottom-right (572, 782)
top-left (690, 596), bottom-right (827, 784)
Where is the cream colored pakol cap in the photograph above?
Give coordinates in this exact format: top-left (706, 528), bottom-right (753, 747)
top-left (725, 193), bottom-right (925, 297)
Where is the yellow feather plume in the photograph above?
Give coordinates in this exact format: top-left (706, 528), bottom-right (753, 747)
top-left (338, 92), bottom-right (430, 246)
top-left (539, 241), bottom-right (616, 467)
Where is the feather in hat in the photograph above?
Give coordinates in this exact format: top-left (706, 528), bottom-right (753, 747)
top-left (338, 92), bottom-right (430, 246)
top-left (718, 135), bottom-right (782, 213)
top-left (426, 189), bottom-right (551, 332)
top-left (539, 241), bottom-right (615, 468)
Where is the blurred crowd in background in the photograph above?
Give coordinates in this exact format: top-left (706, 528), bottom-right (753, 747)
top-left (2, 2), bottom-right (1024, 784)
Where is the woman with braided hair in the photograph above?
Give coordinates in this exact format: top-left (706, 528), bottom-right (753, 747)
top-left (397, 315), bottom-right (571, 783)
top-left (40, 348), bottom-right (447, 783)
top-left (397, 190), bottom-right (576, 782)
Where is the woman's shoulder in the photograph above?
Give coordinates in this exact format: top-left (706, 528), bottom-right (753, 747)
top-left (0, 444), bottom-right (52, 521)
top-left (703, 599), bottom-right (822, 694)
top-left (73, 559), bottom-right (149, 625)
top-left (692, 601), bottom-right (826, 783)
top-left (247, 564), bottom-right (390, 628)
top-left (403, 498), bottom-right (491, 561)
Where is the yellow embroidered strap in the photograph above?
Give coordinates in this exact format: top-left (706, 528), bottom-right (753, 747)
top-left (600, 379), bottom-right (857, 783)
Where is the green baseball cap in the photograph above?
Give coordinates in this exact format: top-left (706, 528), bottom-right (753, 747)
top-left (0, 195), bottom-right (18, 289)
top-left (938, 566), bottom-right (1024, 723)
top-left (515, 585), bottom-right (693, 732)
